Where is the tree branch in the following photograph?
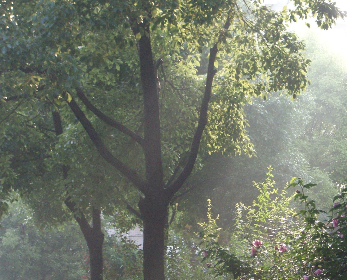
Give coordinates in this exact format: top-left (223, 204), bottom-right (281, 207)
top-left (137, 31), bottom-right (164, 189)
top-left (52, 110), bottom-right (93, 236)
top-left (114, 185), bottom-right (142, 219)
top-left (164, 46), bottom-right (217, 200)
top-left (64, 197), bottom-right (93, 238)
top-left (0, 98), bottom-right (24, 125)
top-left (66, 96), bottom-right (148, 194)
top-left (75, 87), bottom-right (144, 147)
top-left (1, 95), bottom-right (24, 102)
top-left (165, 17), bottom-right (231, 202)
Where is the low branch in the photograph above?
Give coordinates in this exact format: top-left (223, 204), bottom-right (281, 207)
top-left (66, 97), bottom-right (148, 194)
top-left (171, 176), bottom-right (218, 202)
top-left (76, 88), bottom-right (144, 147)
top-left (52, 110), bottom-right (93, 236)
top-left (64, 197), bottom-right (93, 238)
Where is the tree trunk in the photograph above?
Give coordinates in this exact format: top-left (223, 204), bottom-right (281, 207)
top-left (139, 197), bottom-right (168, 280)
top-left (83, 208), bottom-right (104, 280)
top-left (53, 111), bottom-right (105, 280)
top-left (86, 228), bottom-right (104, 280)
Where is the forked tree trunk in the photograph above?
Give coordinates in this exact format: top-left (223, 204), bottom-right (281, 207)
top-left (66, 12), bottom-right (222, 280)
top-left (77, 208), bottom-right (105, 280)
top-left (64, 202), bottom-right (105, 280)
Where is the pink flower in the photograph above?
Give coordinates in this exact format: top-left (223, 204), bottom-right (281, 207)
top-left (334, 202), bottom-right (340, 208)
top-left (252, 240), bottom-right (262, 248)
top-left (333, 218), bottom-right (339, 228)
top-left (314, 269), bottom-right (322, 275)
top-left (338, 232), bottom-right (344, 238)
top-left (202, 251), bottom-right (208, 257)
top-left (279, 244), bottom-right (287, 253)
top-left (251, 247), bottom-right (257, 256)
top-left (303, 276), bottom-right (309, 280)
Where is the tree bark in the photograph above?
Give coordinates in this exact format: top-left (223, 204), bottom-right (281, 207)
top-left (65, 199), bottom-right (105, 280)
top-left (139, 197), bottom-right (168, 280)
top-left (136, 23), bottom-right (167, 280)
top-left (85, 209), bottom-right (104, 280)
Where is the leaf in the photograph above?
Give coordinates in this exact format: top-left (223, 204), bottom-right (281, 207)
top-left (66, 92), bottom-right (72, 103)
top-left (135, 33), bottom-right (141, 40)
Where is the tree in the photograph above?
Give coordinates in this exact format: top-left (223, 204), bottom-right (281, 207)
top-left (0, 200), bottom-right (86, 280)
top-left (179, 21), bottom-right (347, 226)
top-left (298, 30), bottom-right (347, 185)
top-left (0, 199), bottom-right (144, 280)
top-left (0, 0), bottom-right (344, 279)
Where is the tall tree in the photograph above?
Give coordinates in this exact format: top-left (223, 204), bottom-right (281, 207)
top-left (0, 0), bottom-right (344, 279)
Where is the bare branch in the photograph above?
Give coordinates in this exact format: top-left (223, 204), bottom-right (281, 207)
top-left (66, 96), bottom-right (148, 194)
top-left (76, 88), bottom-right (144, 147)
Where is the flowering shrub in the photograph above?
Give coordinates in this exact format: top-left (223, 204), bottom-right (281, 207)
top-left (252, 240), bottom-right (262, 248)
top-left (198, 199), bottom-right (250, 278)
top-left (199, 168), bottom-right (303, 279)
top-left (199, 170), bottom-right (347, 279)
top-left (289, 178), bottom-right (347, 279)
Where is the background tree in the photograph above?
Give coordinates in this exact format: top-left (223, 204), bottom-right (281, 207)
top-left (179, 21), bottom-right (347, 229)
top-left (0, 199), bottom-right (86, 280)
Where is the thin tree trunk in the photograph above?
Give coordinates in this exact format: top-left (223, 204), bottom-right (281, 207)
top-left (52, 111), bottom-right (104, 280)
top-left (65, 201), bottom-right (105, 280)
top-left (86, 208), bottom-right (104, 280)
